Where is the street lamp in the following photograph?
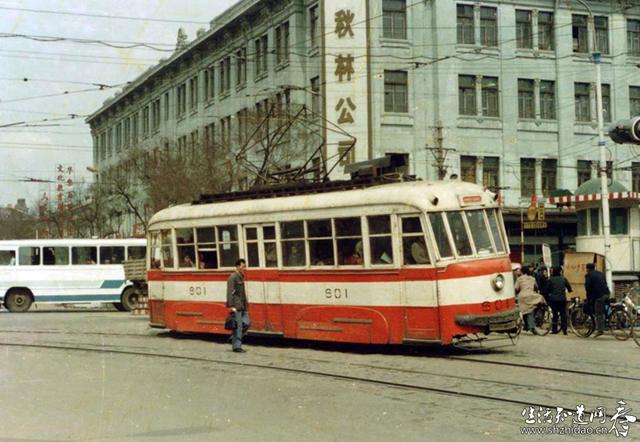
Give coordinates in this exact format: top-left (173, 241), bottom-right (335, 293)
top-left (576, 0), bottom-right (613, 291)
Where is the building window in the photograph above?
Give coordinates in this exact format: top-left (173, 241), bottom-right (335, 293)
top-left (541, 159), bottom-right (557, 197)
top-left (632, 162), bottom-right (640, 192)
top-left (629, 19), bottom-right (640, 57)
top-left (483, 156), bottom-right (499, 191)
top-left (384, 70), bottom-right (408, 113)
top-left (610, 208), bottom-right (629, 235)
top-left (190, 130), bottom-right (199, 154)
top-left (255, 35), bottom-right (268, 77)
top-left (205, 122), bottom-right (216, 148)
top-left (577, 160), bottom-right (592, 186)
top-left (123, 118), bottom-right (130, 147)
top-left (458, 75), bottom-right (476, 116)
top-left (220, 57), bottom-right (231, 94)
top-left (575, 82), bottom-right (590, 122)
top-left (237, 109), bottom-right (248, 144)
top-left (177, 83), bottom-right (186, 116)
top-left (131, 113), bottom-right (138, 142)
top-left (518, 79), bottom-right (534, 119)
top-left (142, 106), bottom-right (150, 137)
top-left (479, 6), bottom-right (497, 47)
top-left (151, 98), bottom-right (161, 131)
top-left (457, 4), bottom-right (474, 45)
top-left (572, 15), bottom-right (588, 53)
top-left (236, 47), bottom-right (247, 86)
top-left (115, 122), bottom-right (122, 152)
top-left (189, 76), bottom-right (198, 110)
top-left (204, 67), bottom-right (215, 101)
top-left (602, 84), bottom-right (611, 122)
top-left (540, 80), bottom-right (556, 120)
top-left (520, 158), bottom-right (535, 197)
top-left (516, 10), bottom-right (532, 49)
top-left (275, 22), bottom-right (289, 65)
top-left (481, 76), bottom-right (499, 117)
top-left (309, 4), bottom-right (319, 48)
top-left (220, 116), bottom-right (231, 147)
top-left (163, 92), bottom-right (170, 121)
top-left (460, 156), bottom-right (477, 183)
top-left (383, 0), bottom-right (407, 40)
top-left (590, 208), bottom-right (600, 235)
top-left (538, 11), bottom-right (554, 50)
top-left (631, 86), bottom-right (640, 117)
top-left (595, 16), bottom-right (609, 54)
top-left (310, 76), bottom-right (320, 116)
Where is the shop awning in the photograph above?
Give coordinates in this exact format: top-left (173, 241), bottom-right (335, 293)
top-left (549, 192), bottom-right (640, 204)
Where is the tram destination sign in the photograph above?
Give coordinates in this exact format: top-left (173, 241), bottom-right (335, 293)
top-left (523, 221), bottom-right (547, 229)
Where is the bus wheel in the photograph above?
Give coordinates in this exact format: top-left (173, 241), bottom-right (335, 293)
top-left (119, 287), bottom-right (139, 312)
top-left (5, 289), bottom-right (33, 313)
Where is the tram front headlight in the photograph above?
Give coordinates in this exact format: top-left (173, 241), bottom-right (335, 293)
top-left (491, 274), bottom-right (505, 291)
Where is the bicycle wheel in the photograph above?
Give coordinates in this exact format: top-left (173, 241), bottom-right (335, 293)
top-left (570, 307), bottom-right (594, 338)
top-left (632, 322), bottom-right (640, 348)
top-left (534, 304), bottom-right (552, 335)
top-left (609, 308), bottom-right (634, 341)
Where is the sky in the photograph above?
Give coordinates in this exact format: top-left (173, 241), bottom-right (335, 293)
top-left (0, 0), bottom-right (236, 209)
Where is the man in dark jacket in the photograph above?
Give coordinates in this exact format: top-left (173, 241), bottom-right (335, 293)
top-left (226, 259), bottom-right (250, 352)
top-left (547, 267), bottom-right (572, 334)
top-left (585, 263), bottom-right (610, 337)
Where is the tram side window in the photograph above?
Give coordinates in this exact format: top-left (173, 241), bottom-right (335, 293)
top-left (428, 213), bottom-right (453, 259)
top-left (486, 209), bottom-right (505, 253)
top-left (217, 225), bottom-right (239, 267)
top-left (72, 247), bottom-right (97, 265)
top-left (43, 247), bottom-right (69, 265)
top-left (245, 227), bottom-right (260, 267)
top-left (100, 246), bottom-right (125, 265)
top-left (368, 215), bottom-right (394, 265)
top-left (19, 247), bottom-right (40, 266)
top-left (150, 232), bottom-right (162, 269)
top-left (465, 210), bottom-right (494, 255)
top-left (281, 221), bottom-right (306, 267)
top-left (263, 225), bottom-right (278, 267)
top-left (446, 212), bottom-right (473, 256)
top-left (401, 216), bottom-right (430, 265)
top-left (335, 217), bottom-right (363, 266)
top-left (0, 250), bottom-right (16, 266)
top-left (176, 228), bottom-right (196, 268)
top-left (161, 230), bottom-right (174, 268)
top-left (196, 227), bottom-right (217, 269)
top-left (127, 246), bottom-right (146, 260)
top-left (307, 219), bottom-right (334, 266)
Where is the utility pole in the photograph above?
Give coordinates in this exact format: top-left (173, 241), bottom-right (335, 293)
top-left (426, 122), bottom-right (455, 180)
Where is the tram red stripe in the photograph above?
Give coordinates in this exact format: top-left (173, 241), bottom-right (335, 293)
top-left (148, 257), bottom-right (511, 282)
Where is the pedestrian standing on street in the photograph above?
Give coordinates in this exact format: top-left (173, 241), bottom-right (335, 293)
top-left (515, 265), bottom-right (545, 335)
top-left (535, 266), bottom-right (550, 303)
top-left (226, 258), bottom-right (251, 353)
top-left (547, 266), bottom-right (572, 335)
top-left (585, 263), bottom-right (610, 337)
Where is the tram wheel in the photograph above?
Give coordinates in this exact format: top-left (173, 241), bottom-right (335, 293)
top-left (4, 289), bottom-right (33, 313)
top-left (119, 287), bottom-right (139, 312)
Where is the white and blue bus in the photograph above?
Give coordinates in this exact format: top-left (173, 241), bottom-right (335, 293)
top-left (0, 239), bottom-right (146, 312)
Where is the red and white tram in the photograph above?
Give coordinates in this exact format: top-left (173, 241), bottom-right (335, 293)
top-left (146, 180), bottom-right (517, 345)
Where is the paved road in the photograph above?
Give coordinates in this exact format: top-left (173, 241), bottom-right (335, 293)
top-left (0, 310), bottom-right (637, 441)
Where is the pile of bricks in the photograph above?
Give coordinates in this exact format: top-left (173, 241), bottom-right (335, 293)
top-left (132, 294), bottom-right (149, 316)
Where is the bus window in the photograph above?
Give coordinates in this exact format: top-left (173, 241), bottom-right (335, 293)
top-left (446, 212), bottom-right (473, 256)
top-left (161, 230), bottom-right (174, 268)
top-left (19, 247), bottom-right (40, 266)
top-left (43, 247), bottom-right (69, 265)
top-left (100, 246), bottom-right (125, 265)
top-left (150, 232), bottom-right (162, 269)
top-left (263, 225), bottom-right (277, 268)
top-left (401, 216), bottom-right (430, 265)
top-left (428, 213), bottom-right (453, 259)
top-left (465, 210), bottom-right (494, 255)
top-left (72, 247), bottom-right (97, 265)
top-left (196, 227), bottom-right (217, 269)
top-left (244, 227), bottom-right (260, 267)
top-left (217, 225), bottom-right (239, 267)
top-left (335, 217), bottom-right (363, 266)
top-left (368, 215), bottom-right (393, 265)
top-left (281, 221), bottom-right (306, 267)
top-left (176, 228), bottom-right (196, 269)
top-left (127, 246), bottom-right (146, 260)
top-left (486, 210), bottom-right (505, 253)
top-left (0, 250), bottom-right (16, 266)
top-left (307, 219), bottom-right (334, 266)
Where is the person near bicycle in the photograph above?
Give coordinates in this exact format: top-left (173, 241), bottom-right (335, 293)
top-left (585, 263), bottom-right (610, 337)
top-left (515, 265), bottom-right (546, 335)
top-left (547, 267), bottom-right (573, 335)
top-left (534, 265), bottom-right (550, 303)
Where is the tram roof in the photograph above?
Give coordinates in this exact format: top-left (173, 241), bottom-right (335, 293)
top-left (0, 238), bottom-right (146, 247)
top-left (149, 180), bottom-right (497, 229)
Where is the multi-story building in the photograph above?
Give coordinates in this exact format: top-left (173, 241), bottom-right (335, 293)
top-left (87, 0), bottom-right (640, 263)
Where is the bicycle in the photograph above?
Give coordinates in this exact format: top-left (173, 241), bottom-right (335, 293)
top-left (569, 295), bottom-right (635, 340)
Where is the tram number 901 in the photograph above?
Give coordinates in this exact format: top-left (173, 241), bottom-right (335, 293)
top-left (189, 286), bottom-right (207, 296)
top-left (325, 288), bottom-right (348, 299)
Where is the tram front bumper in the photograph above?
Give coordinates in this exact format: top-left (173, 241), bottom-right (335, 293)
top-left (455, 308), bottom-right (519, 333)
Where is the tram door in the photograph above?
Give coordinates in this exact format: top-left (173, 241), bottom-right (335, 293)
top-left (244, 225), bottom-right (282, 333)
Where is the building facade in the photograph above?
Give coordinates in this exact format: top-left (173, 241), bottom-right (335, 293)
top-left (88, 0), bottom-right (640, 262)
